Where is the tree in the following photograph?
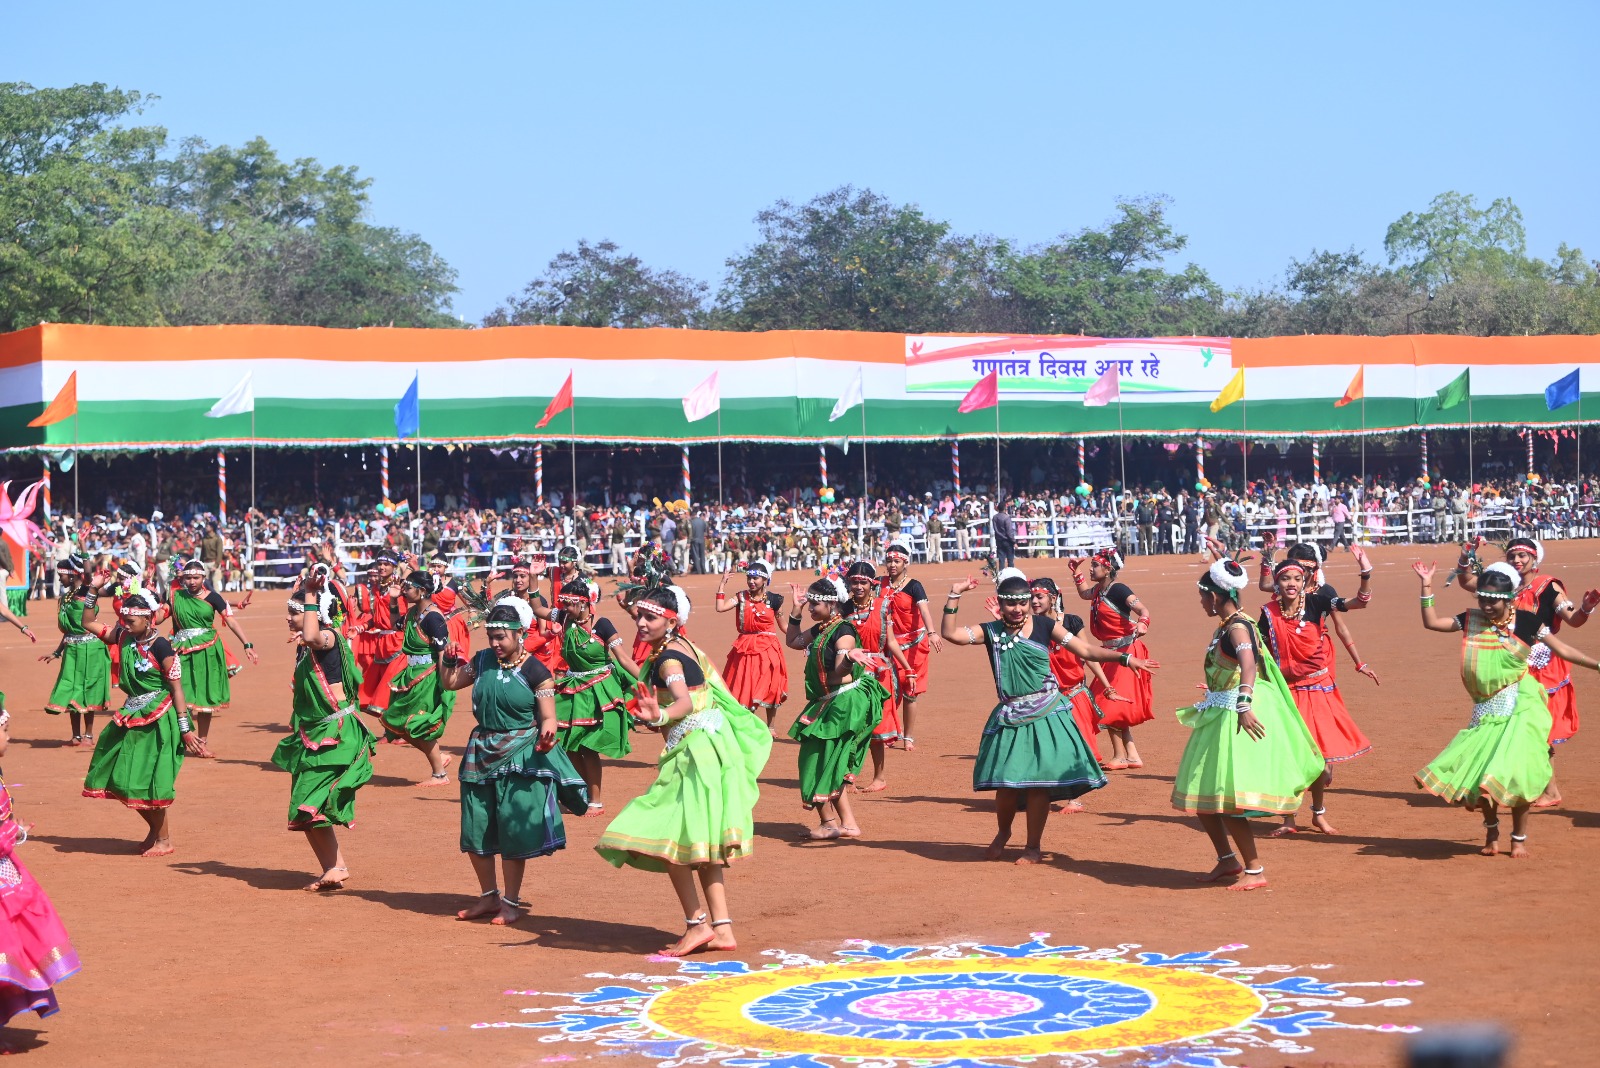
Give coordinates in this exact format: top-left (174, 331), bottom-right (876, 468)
top-left (0, 82), bottom-right (196, 331)
top-left (484, 240), bottom-right (706, 328)
top-left (997, 196), bottom-right (1223, 336)
top-left (1383, 191), bottom-right (1538, 288)
top-left (715, 186), bottom-right (1001, 332)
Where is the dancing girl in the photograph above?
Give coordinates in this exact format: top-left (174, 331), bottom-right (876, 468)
top-left (0, 711), bottom-right (81, 1030)
top-left (373, 570), bottom-right (456, 785)
top-left (1414, 561), bottom-right (1600, 859)
top-left (783, 577), bottom-right (890, 839)
top-left (163, 558), bottom-right (259, 754)
top-left (943, 572), bottom-right (1156, 864)
top-left (714, 560), bottom-right (789, 730)
top-left (595, 587), bottom-right (772, 957)
top-left (1454, 536), bottom-right (1594, 808)
top-left (80, 587), bottom-right (208, 855)
top-left (352, 549), bottom-right (407, 722)
top-left (440, 599), bottom-right (589, 926)
top-left (1257, 542), bottom-right (1377, 835)
top-left (272, 565), bottom-right (378, 892)
top-left (39, 554), bottom-right (110, 747)
top-left (843, 561), bottom-right (909, 793)
top-left (1172, 558), bottom-right (1324, 890)
top-left (1068, 547), bottom-right (1153, 769)
top-left (530, 578), bottom-right (639, 815)
top-left (881, 542), bottom-right (939, 750)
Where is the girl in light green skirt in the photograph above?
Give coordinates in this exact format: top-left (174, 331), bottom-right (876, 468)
top-left (596, 586), bottom-right (772, 957)
top-left (1414, 561), bottom-right (1600, 860)
top-left (272, 567), bottom-right (377, 891)
top-left (41, 555), bottom-right (109, 746)
top-left (1172, 557), bottom-right (1324, 891)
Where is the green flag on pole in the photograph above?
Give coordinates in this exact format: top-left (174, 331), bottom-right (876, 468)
top-left (1436, 368), bottom-right (1471, 410)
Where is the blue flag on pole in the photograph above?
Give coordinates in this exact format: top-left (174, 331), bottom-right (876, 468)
top-left (395, 372), bottom-right (420, 438)
top-left (1545, 369), bottom-right (1580, 412)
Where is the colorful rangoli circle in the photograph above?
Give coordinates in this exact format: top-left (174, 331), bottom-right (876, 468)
top-left (643, 956), bottom-right (1263, 1059)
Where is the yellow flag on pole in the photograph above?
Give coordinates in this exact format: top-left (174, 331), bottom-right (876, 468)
top-left (1209, 369), bottom-right (1245, 413)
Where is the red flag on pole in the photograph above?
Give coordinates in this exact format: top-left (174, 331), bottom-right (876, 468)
top-left (1334, 367), bottom-right (1364, 408)
top-left (28, 372), bottom-right (78, 427)
top-left (535, 372), bottom-right (573, 429)
top-left (958, 371), bottom-right (999, 413)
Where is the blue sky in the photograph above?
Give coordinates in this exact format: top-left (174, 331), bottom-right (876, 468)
top-left (12, 1), bottom-right (1597, 323)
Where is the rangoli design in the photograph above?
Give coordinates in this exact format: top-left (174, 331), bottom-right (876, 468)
top-left (475, 934), bottom-right (1421, 1067)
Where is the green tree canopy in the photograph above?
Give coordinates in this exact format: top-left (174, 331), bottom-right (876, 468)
top-left (483, 239), bottom-right (707, 328)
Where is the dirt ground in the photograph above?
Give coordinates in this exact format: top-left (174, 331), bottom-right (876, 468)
top-left (2, 543), bottom-right (1596, 1067)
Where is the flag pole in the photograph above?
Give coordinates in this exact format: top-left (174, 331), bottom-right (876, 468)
top-left (1117, 389), bottom-right (1127, 491)
top-left (250, 407), bottom-right (257, 515)
top-left (1360, 366), bottom-right (1367, 487)
top-left (415, 370), bottom-right (422, 527)
top-left (1241, 377), bottom-right (1248, 490)
top-left (570, 403), bottom-right (578, 507)
top-left (994, 396), bottom-right (1002, 500)
top-left (1468, 384), bottom-right (1475, 488)
top-left (716, 407), bottom-right (723, 507)
top-left (73, 411), bottom-right (80, 516)
top-left (860, 401), bottom-right (868, 499)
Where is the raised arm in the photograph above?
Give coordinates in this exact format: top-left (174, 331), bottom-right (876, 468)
top-left (938, 576), bottom-right (984, 645)
top-left (1342, 545), bottom-right (1374, 611)
top-left (1054, 625), bottom-right (1159, 673)
top-left (1414, 562), bottom-right (1460, 633)
top-left (1537, 628), bottom-right (1600, 673)
top-left (713, 567), bottom-right (739, 613)
top-left (783, 584), bottom-right (811, 650)
top-left (1064, 558), bottom-right (1095, 602)
top-left (1453, 537), bottom-right (1485, 592)
top-left (1256, 531), bottom-right (1278, 592)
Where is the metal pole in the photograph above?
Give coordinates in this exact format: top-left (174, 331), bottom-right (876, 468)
top-left (569, 405), bottom-right (577, 507)
top-left (73, 412), bottom-right (80, 516)
top-left (716, 408), bottom-right (723, 506)
top-left (1468, 392), bottom-right (1475, 488)
top-left (994, 398), bottom-right (1001, 499)
top-left (1360, 392), bottom-right (1366, 486)
top-left (860, 401), bottom-right (868, 499)
top-left (1117, 393), bottom-right (1127, 491)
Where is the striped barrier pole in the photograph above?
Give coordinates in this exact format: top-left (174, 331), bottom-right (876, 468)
top-left (218, 449), bottom-right (228, 523)
top-left (1195, 435), bottom-right (1205, 486)
top-left (380, 446), bottom-right (390, 500)
top-left (534, 443), bottom-right (544, 502)
top-left (41, 463), bottom-right (51, 521)
top-left (951, 439), bottom-right (961, 495)
top-left (682, 445), bottom-right (692, 501)
top-left (1077, 436), bottom-right (1087, 485)
top-left (1420, 431), bottom-right (1429, 479)
top-left (819, 444), bottom-right (828, 488)
top-left (1528, 427), bottom-right (1535, 479)
top-left (1312, 439), bottom-right (1321, 485)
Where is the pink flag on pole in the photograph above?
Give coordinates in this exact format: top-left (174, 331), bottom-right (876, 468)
top-left (958, 371), bottom-right (999, 413)
top-left (682, 371), bottom-right (720, 423)
top-left (1083, 365), bottom-right (1120, 407)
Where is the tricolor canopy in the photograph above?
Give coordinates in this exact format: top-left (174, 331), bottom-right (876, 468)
top-left (2, 324), bottom-right (1600, 452)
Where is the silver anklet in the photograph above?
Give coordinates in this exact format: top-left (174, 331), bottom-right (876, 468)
top-left (684, 913), bottom-right (707, 928)
top-left (1216, 851), bottom-right (1237, 861)
top-left (1510, 833), bottom-right (1528, 842)
top-left (1483, 820), bottom-right (1500, 828)
top-left (1311, 807), bottom-right (1327, 815)
top-left (477, 888), bottom-right (500, 898)
top-left (1243, 866), bottom-right (1265, 875)
top-left (710, 918), bottom-right (733, 928)
top-left (502, 895), bottom-right (531, 910)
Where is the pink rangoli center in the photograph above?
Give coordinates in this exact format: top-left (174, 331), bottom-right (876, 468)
top-left (849, 988), bottom-right (1044, 1022)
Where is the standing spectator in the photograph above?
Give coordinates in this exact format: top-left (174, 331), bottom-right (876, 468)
top-left (1329, 496), bottom-right (1351, 549)
top-left (1135, 496), bottom-right (1155, 555)
top-left (690, 509), bottom-right (708, 574)
top-left (992, 500), bottom-right (1017, 569)
top-left (660, 512), bottom-right (678, 561)
top-left (925, 510), bottom-right (944, 563)
top-left (608, 514), bottom-right (629, 574)
top-left (199, 524), bottom-right (225, 591)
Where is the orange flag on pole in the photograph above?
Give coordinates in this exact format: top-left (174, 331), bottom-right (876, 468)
top-left (28, 372), bottom-right (78, 427)
top-left (1335, 367), bottom-right (1364, 408)
top-left (958, 371), bottom-right (999, 413)
top-left (535, 371), bottom-right (574, 429)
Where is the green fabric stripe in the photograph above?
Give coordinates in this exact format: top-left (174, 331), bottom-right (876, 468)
top-left (2, 392), bottom-right (1597, 449)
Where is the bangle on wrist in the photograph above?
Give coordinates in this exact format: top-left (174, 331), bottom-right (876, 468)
top-left (1119, 652), bottom-right (1131, 667)
top-left (942, 606), bottom-right (959, 615)
top-left (244, 642), bottom-right (254, 649)
top-left (787, 616), bottom-right (803, 627)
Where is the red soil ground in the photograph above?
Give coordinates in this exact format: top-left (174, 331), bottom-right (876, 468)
top-left (2, 543), bottom-right (1596, 1066)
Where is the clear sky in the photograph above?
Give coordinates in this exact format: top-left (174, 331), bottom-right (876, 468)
top-left (11, 1), bottom-right (1597, 323)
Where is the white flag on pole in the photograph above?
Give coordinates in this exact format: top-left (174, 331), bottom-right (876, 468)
top-left (205, 372), bottom-right (255, 418)
top-left (829, 369), bottom-right (864, 421)
top-left (682, 371), bottom-right (720, 423)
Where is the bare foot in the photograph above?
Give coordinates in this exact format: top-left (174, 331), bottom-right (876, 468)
top-left (1269, 822), bottom-right (1300, 838)
top-left (1101, 760), bottom-right (1130, 771)
top-left (305, 867), bottom-right (348, 892)
top-left (1479, 825), bottom-right (1501, 857)
top-left (1226, 871), bottom-right (1269, 892)
top-left (857, 779), bottom-right (888, 793)
top-left (195, 739), bottom-right (217, 759)
top-left (1051, 800), bottom-right (1085, 814)
top-left (1309, 811), bottom-right (1339, 834)
top-left (68, 736), bottom-right (83, 748)
top-left (836, 825), bottom-right (862, 839)
top-left (800, 824), bottom-right (841, 841)
top-left (580, 803), bottom-right (605, 818)
top-left (660, 922), bottom-right (716, 957)
top-left (419, 772), bottom-right (451, 787)
top-left (1015, 849), bottom-right (1044, 865)
top-left (984, 833), bottom-right (1011, 861)
top-left (1194, 859), bottom-right (1245, 883)
top-left (456, 893), bottom-right (501, 920)
top-left (490, 900), bottom-right (527, 926)
top-left (706, 924), bottom-right (737, 952)
top-left (902, 736), bottom-right (916, 752)
top-left (140, 841), bottom-right (175, 857)
top-left (1509, 838), bottom-right (1531, 860)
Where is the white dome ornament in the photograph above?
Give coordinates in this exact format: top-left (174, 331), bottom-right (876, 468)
top-left (1207, 558), bottom-right (1250, 594)
top-left (668, 585), bottom-right (692, 626)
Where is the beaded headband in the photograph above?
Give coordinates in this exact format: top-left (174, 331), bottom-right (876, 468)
top-left (634, 599), bottom-right (679, 621)
top-left (997, 590), bottom-right (1031, 602)
top-left (1475, 590), bottom-right (1515, 600)
top-left (885, 545), bottom-right (910, 559)
top-left (180, 559), bottom-right (206, 574)
top-left (1274, 560), bottom-right (1307, 578)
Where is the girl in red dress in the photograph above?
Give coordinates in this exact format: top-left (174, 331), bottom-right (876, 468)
top-left (1258, 549), bottom-right (1378, 835)
top-left (713, 560), bottom-right (790, 730)
top-left (1025, 577), bottom-right (1124, 770)
top-left (1456, 536), bottom-right (1598, 808)
top-left (881, 543), bottom-right (940, 750)
top-left (1068, 548), bottom-right (1152, 769)
top-left (844, 562), bottom-right (910, 792)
